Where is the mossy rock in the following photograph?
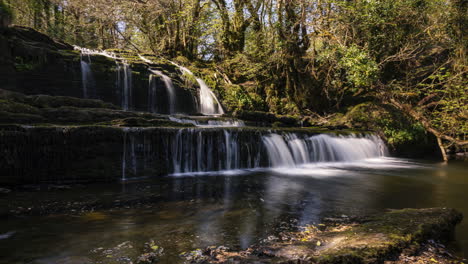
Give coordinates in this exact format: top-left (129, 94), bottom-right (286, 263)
top-left (339, 102), bottom-right (439, 158)
top-left (27, 95), bottom-right (118, 109)
top-left (234, 110), bottom-right (300, 127)
top-left (102, 117), bottom-right (194, 128)
top-left (185, 208), bottom-right (463, 264)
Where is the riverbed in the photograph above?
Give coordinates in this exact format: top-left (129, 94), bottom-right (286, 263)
top-left (0, 158), bottom-right (466, 264)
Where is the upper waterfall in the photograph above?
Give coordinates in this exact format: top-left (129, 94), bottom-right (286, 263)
top-left (150, 70), bottom-right (177, 114)
top-left (170, 62), bottom-right (225, 116)
top-left (79, 53), bottom-right (94, 98)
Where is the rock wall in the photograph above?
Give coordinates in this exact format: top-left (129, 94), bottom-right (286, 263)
top-left (0, 125), bottom-right (351, 185)
top-left (0, 26), bottom-right (199, 114)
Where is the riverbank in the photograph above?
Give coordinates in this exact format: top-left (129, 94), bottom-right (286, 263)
top-left (181, 208), bottom-right (463, 264)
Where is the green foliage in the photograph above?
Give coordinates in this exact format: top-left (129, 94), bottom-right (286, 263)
top-left (0, 1), bottom-right (12, 21)
top-left (345, 102), bottom-right (429, 148)
top-left (14, 57), bottom-right (40, 72)
top-left (222, 84), bottom-right (266, 112)
top-left (4, 0), bottom-right (466, 150)
top-left (337, 45), bottom-right (378, 91)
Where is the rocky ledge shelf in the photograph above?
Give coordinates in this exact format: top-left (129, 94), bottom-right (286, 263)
top-left (181, 208), bottom-right (463, 264)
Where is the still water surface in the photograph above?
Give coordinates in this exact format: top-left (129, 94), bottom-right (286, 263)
top-left (0, 158), bottom-right (467, 263)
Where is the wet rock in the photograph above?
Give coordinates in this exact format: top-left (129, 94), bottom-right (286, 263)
top-left (37, 256), bottom-right (94, 264)
top-left (0, 231), bottom-right (15, 240)
top-left (183, 208), bottom-right (463, 264)
top-left (0, 188), bottom-right (11, 194)
top-left (180, 249), bottom-right (210, 263)
top-left (91, 241), bottom-right (135, 264)
top-left (136, 252), bottom-right (159, 264)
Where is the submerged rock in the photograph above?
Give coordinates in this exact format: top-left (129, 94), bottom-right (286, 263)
top-left (181, 208), bottom-right (463, 264)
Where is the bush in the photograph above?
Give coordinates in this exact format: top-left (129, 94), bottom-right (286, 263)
top-left (0, 1), bottom-right (12, 28)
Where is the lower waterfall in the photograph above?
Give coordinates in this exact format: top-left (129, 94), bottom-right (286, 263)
top-left (120, 129), bottom-right (388, 178)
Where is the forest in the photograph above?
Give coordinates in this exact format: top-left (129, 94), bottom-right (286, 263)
top-left (0, 1), bottom-right (467, 264)
top-left (2, 0), bottom-right (466, 159)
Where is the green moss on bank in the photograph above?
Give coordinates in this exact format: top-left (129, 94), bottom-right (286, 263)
top-left (183, 208), bottom-right (463, 264)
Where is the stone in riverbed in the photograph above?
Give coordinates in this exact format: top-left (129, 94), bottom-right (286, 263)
top-left (0, 188), bottom-right (11, 194)
top-left (181, 208), bottom-right (463, 264)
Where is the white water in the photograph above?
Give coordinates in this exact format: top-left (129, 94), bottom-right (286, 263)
top-left (148, 75), bottom-right (157, 113)
top-left (74, 46), bottom-right (118, 60)
top-left (262, 134), bottom-right (388, 168)
top-left (116, 62), bottom-right (133, 111)
top-left (75, 46), bottom-right (133, 110)
top-left (80, 56), bottom-right (92, 98)
top-left (169, 116), bottom-right (245, 127)
top-left (122, 131), bottom-right (137, 181)
top-left (167, 130), bottom-right (388, 175)
top-left (170, 62), bottom-right (224, 116)
top-left (197, 78), bottom-right (224, 115)
top-left (150, 70), bottom-right (177, 114)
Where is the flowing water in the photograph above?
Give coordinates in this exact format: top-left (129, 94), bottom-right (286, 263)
top-left (116, 62), bottom-right (133, 111)
top-left (11, 48), bottom-right (467, 263)
top-left (0, 160), bottom-right (467, 264)
top-left (1, 130), bottom-right (467, 264)
top-left (168, 117), bottom-right (245, 127)
top-left (150, 70), bottom-right (177, 114)
top-left (79, 54), bottom-right (94, 98)
top-left (170, 62), bottom-right (224, 116)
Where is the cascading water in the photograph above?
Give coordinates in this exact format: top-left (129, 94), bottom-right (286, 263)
top-left (116, 62), bottom-right (133, 111)
top-left (262, 133), bottom-right (388, 168)
top-left (171, 62), bottom-right (224, 115)
top-left (150, 70), bottom-right (177, 114)
top-left (148, 75), bottom-right (157, 113)
top-left (168, 116), bottom-right (245, 127)
top-left (79, 54), bottom-right (94, 98)
top-left (122, 130), bottom-right (138, 181)
top-left (121, 129), bottom-right (387, 178)
top-left (197, 78), bottom-right (224, 115)
top-left (170, 129), bottom-right (264, 174)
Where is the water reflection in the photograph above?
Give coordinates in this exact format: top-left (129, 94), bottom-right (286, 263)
top-left (0, 160), bottom-right (467, 264)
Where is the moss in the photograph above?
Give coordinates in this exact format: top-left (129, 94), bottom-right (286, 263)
top-left (0, 1), bottom-right (12, 27)
top-left (233, 110), bottom-right (300, 127)
top-left (27, 95), bottom-right (118, 109)
top-left (315, 208), bottom-right (463, 264)
top-left (101, 117), bottom-right (195, 128)
top-left (338, 102), bottom-right (439, 157)
top-left (190, 208), bottom-right (462, 264)
top-left (0, 99), bottom-right (40, 114)
top-left (0, 111), bottom-right (45, 124)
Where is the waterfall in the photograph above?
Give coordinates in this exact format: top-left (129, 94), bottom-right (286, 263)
top-left (170, 129), bottom-right (264, 174)
top-left (116, 62), bottom-right (133, 111)
top-left (171, 62), bottom-right (224, 116)
top-left (262, 134), bottom-right (388, 167)
top-left (168, 116), bottom-right (245, 127)
top-left (76, 46), bottom-right (135, 111)
top-left (262, 134), bottom-right (296, 167)
top-left (148, 75), bottom-right (157, 113)
top-left (79, 54), bottom-right (94, 98)
top-left (197, 78), bottom-right (224, 115)
top-left (151, 70), bottom-right (177, 114)
top-left (122, 130), bottom-right (138, 181)
top-left (166, 130), bottom-right (387, 175)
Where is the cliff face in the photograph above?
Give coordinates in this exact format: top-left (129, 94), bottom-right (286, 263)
top-left (0, 126), bottom-right (263, 185)
top-left (0, 26), bottom-right (199, 114)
